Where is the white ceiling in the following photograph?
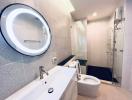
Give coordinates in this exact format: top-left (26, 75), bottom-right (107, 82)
top-left (70, 0), bottom-right (123, 21)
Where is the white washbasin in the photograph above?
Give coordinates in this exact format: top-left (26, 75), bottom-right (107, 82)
top-left (6, 66), bottom-right (76, 100)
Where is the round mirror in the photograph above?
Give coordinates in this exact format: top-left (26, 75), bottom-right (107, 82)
top-left (0, 4), bottom-right (51, 56)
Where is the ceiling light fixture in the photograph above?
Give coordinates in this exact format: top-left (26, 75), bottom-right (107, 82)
top-left (92, 12), bottom-right (97, 17)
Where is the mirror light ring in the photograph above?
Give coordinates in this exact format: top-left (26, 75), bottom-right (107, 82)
top-left (0, 3), bottom-right (52, 56)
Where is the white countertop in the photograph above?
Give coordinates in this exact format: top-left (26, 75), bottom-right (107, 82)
top-left (6, 66), bottom-right (76, 100)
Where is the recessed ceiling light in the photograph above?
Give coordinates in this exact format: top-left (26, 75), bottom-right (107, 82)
top-left (92, 12), bottom-right (97, 17)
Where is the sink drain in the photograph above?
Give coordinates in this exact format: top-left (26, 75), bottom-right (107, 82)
top-left (48, 88), bottom-right (54, 93)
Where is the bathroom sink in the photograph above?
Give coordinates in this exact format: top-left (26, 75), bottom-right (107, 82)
top-left (6, 66), bottom-right (76, 100)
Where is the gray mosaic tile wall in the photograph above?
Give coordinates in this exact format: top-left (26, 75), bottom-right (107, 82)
top-left (0, 0), bottom-right (72, 99)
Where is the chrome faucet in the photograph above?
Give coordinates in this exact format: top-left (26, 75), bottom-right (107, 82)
top-left (39, 66), bottom-right (49, 79)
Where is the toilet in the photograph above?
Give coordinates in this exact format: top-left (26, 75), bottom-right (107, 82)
top-left (68, 61), bottom-right (101, 97)
top-left (78, 74), bottom-right (100, 97)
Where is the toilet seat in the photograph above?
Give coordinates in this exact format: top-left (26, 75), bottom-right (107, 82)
top-left (78, 74), bottom-right (100, 85)
top-left (83, 77), bottom-right (98, 84)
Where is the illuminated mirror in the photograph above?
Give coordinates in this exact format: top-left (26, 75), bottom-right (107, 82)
top-left (0, 4), bottom-right (51, 56)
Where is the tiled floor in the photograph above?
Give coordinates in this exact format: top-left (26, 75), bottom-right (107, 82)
top-left (77, 83), bottom-right (132, 100)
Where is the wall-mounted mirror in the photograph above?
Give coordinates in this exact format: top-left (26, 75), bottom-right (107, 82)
top-left (0, 4), bottom-right (51, 56)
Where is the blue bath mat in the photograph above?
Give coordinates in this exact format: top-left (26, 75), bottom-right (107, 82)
top-left (87, 65), bottom-right (118, 82)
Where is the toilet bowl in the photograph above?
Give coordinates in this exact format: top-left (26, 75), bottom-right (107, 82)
top-left (68, 61), bottom-right (101, 97)
top-left (78, 74), bottom-right (100, 97)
